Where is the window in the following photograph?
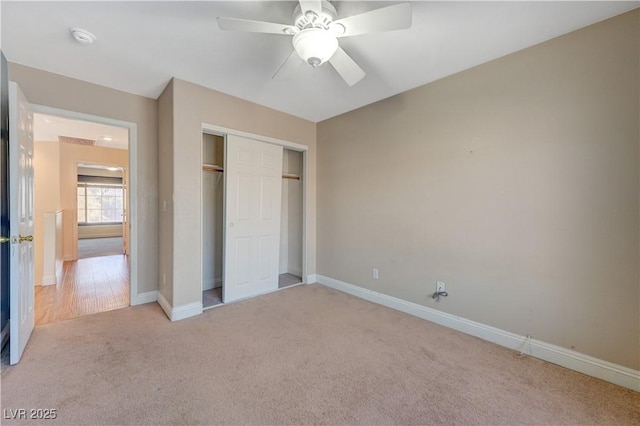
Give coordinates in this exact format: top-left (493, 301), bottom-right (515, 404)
top-left (77, 175), bottom-right (124, 224)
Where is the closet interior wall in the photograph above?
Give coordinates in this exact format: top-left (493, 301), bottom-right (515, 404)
top-left (202, 133), bottom-right (224, 292)
top-left (280, 149), bottom-right (303, 280)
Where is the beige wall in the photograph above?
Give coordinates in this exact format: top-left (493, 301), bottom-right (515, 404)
top-left (9, 63), bottom-right (159, 296)
top-left (33, 140), bottom-right (60, 286)
top-left (317, 10), bottom-right (639, 369)
top-left (157, 80), bottom-right (174, 305)
top-left (162, 78), bottom-right (316, 308)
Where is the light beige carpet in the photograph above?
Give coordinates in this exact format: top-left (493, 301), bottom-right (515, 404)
top-left (1, 284), bottom-right (638, 425)
top-left (77, 237), bottom-right (123, 259)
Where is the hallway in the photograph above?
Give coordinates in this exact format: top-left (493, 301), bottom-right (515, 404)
top-left (35, 255), bottom-right (129, 325)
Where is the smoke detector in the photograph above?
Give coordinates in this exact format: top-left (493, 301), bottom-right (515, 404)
top-left (70, 28), bottom-right (96, 45)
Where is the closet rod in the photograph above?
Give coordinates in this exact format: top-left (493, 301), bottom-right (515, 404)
top-left (203, 164), bottom-right (300, 180)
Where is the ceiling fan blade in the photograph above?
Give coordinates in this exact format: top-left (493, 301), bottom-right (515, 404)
top-left (217, 17), bottom-right (296, 35)
top-left (332, 2), bottom-right (412, 37)
top-left (329, 47), bottom-right (365, 86)
top-left (273, 50), bottom-right (303, 80)
top-left (299, 0), bottom-right (322, 16)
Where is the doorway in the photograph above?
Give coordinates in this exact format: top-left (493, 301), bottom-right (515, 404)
top-left (201, 129), bottom-right (307, 309)
top-left (32, 113), bottom-right (131, 325)
top-left (76, 163), bottom-right (127, 259)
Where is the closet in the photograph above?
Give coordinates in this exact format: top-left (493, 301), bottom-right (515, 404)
top-left (279, 149), bottom-right (303, 287)
top-left (202, 132), bottom-right (304, 309)
top-left (202, 134), bottom-right (224, 308)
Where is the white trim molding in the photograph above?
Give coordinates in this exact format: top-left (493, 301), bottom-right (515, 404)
top-left (306, 274), bottom-right (317, 284)
top-left (41, 275), bottom-right (56, 286)
top-left (316, 275), bottom-right (640, 392)
top-left (202, 123), bottom-right (308, 152)
top-left (133, 291), bottom-right (158, 306)
top-left (157, 292), bottom-right (172, 319)
top-left (157, 292), bottom-right (203, 322)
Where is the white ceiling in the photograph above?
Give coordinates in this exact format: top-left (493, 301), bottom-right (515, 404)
top-left (2, 1), bottom-right (638, 122)
top-left (34, 113), bottom-right (129, 150)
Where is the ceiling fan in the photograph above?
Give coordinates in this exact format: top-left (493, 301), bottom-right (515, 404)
top-left (217, 1), bottom-right (412, 86)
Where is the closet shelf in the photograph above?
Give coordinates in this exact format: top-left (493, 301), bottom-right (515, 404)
top-left (203, 163), bottom-right (223, 173)
top-left (204, 164), bottom-right (300, 181)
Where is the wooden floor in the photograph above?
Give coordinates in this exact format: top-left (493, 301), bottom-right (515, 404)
top-left (35, 255), bottom-right (129, 326)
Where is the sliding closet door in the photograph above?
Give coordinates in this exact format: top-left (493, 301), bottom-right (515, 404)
top-left (223, 135), bottom-right (283, 303)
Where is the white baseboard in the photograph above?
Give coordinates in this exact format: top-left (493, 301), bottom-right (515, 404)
top-left (316, 275), bottom-right (640, 392)
top-left (157, 292), bottom-right (172, 319)
top-left (157, 292), bottom-right (203, 322)
top-left (1, 322), bottom-right (9, 350)
top-left (41, 275), bottom-right (56, 286)
top-left (133, 290), bottom-right (158, 305)
top-left (171, 301), bottom-right (203, 321)
top-left (306, 274), bottom-right (317, 284)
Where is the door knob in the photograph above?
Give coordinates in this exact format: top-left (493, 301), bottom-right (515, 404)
top-left (0, 236), bottom-right (9, 244)
top-left (19, 235), bottom-right (33, 243)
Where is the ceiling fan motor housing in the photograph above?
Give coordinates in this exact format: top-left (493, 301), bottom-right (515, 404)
top-left (292, 1), bottom-right (338, 31)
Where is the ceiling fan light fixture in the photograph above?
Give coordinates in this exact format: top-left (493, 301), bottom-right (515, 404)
top-left (292, 28), bottom-right (338, 67)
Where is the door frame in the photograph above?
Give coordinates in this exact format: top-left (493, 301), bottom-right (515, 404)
top-left (201, 123), bottom-right (309, 304)
top-left (30, 103), bottom-right (140, 306)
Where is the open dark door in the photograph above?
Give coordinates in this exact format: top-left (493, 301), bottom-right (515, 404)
top-left (1, 53), bottom-right (11, 349)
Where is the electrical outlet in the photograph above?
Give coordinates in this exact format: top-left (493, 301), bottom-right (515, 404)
top-left (372, 268), bottom-right (379, 279)
top-left (437, 281), bottom-right (445, 293)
